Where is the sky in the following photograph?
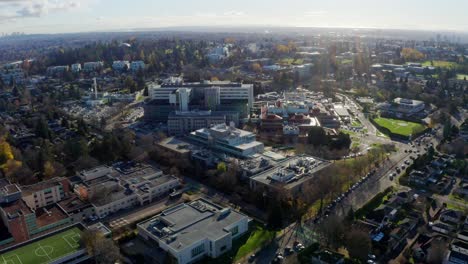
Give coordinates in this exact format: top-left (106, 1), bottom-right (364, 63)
top-left (1, 0), bottom-right (468, 34)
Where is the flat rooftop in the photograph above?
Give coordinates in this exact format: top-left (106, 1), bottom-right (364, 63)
top-left (90, 186), bottom-right (129, 207)
top-left (21, 178), bottom-right (65, 195)
top-left (2, 200), bottom-right (32, 218)
top-left (158, 137), bottom-right (193, 154)
top-left (35, 205), bottom-right (68, 228)
top-left (57, 194), bottom-right (92, 214)
top-left (139, 199), bottom-right (248, 252)
top-left (251, 155), bottom-right (331, 190)
top-left (0, 184), bottom-right (20, 195)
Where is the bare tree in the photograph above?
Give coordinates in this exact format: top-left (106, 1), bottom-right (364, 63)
top-left (427, 239), bottom-right (448, 264)
top-left (345, 228), bottom-right (371, 261)
top-left (81, 230), bottom-right (121, 264)
top-left (316, 215), bottom-right (346, 249)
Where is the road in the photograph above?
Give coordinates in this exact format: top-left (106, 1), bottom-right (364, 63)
top-left (255, 103), bottom-right (449, 263)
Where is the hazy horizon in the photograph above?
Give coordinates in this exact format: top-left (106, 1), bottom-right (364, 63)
top-left (1, 0), bottom-right (468, 35)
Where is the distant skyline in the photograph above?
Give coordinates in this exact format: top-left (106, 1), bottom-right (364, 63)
top-left (1, 0), bottom-right (468, 34)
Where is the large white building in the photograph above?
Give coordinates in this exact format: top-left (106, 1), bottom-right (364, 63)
top-left (188, 123), bottom-right (264, 158)
top-left (137, 199), bottom-right (249, 264)
top-left (72, 164), bottom-right (180, 218)
top-left (148, 83), bottom-right (254, 111)
top-left (377, 97), bottom-right (425, 116)
top-left (130, 61), bottom-right (145, 72)
top-left (112, 60), bottom-right (130, 71)
top-left (47, 66), bottom-right (69, 76)
top-left (167, 110), bottom-right (239, 136)
top-left (83, 61), bottom-right (104, 72)
top-left (71, 63), bottom-right (82, 73)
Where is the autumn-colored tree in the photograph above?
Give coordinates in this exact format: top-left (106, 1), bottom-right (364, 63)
top-left (401, 48), bottom-right (425, 61)
top-left (0, 139), bottom-right (14, 164)
top-left (43, 161), bottom-right (56, 179)
top-left (250, 63), bottom-right (262, 73)
top-left (3, 160), bottom-right (23, 182)
top-left (276, 44), bottom-right (290, 54)
top-left (216, 162), bottom-right (227, 173)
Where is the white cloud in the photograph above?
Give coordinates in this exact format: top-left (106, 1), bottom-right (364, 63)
top-left (0, 0), bottom-right (85, 22)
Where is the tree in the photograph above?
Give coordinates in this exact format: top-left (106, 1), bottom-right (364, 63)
top-left (124, 76), bottom-right (137, 93)
top-left (216, 162), bottom-right (227, 173)
top-left (427, 239), bottom-right (447, 264)
top-left (317, 215), bottom-right (346, 249)
top-left (81, 230), bottom-right (121, 264)
top-left (0, 139), bottom-right (14, 164)
top-left (443, 119), bottom-right (452, 140)
top-left (307, 127), bottom-right (328, 146)
top-left (250, 63), bottom-right (262, 73)
top-left (35, 117), bottom-right (50, 139)
top-left (345, 228), bottom-right (371, 261)
top-left (43, 161), bottom-right (56, 179)
top-left (401, 48), bottom-right (425, 61)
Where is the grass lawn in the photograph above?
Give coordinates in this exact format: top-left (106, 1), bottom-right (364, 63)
top-left (234, 225), bottom-right (276, 260)
top-left (278, 58), bottom-right (304, 65)
top-left (351, 120), bottom-right (362, 127)
top-left (201, 223), bottom-right (276, 263)
top-left (340, 59), bottom-right (353, 65)
top-left (422, 60), bottom-right (459, 69)
top-left (446, 202), bottom-right (467, 212)
top-left (0, 227), bottom-right (83, 264)
top-left (456, 74), bottom-right (468, 80)
top-left (373, 117), bottom-right (426, 137)
top-left (341, 129), bottom-right (357, 136)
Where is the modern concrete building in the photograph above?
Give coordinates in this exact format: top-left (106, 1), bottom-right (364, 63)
top-left (71, 63), bottom-right (82, 73)
top-left (46, 66), bottom-right (69, 76)
top-left (72, 163), bottom-right (180, 218)
top-left (21, 177), bottom-right (70, 210)
top-left (188, 123), bottom-right (264, 158)
top-left (0, 181), bottom-right (21, 205)
top-left (250, 155), bottom-right (331, 196)
top-left (130, 60), bottom-right (145, 72)
top-left (112, 60), bottom-right (130, 71)
top-left (377, 97), bottom-right (425, 116)
top-left (83, 61), bottom-right (104, 72)
top-left (145, 81), bottom-right (254, 121)
top-left (167, 110), bottom-right (239, 136)
top-left (137, 199), bottom-right (249, 264)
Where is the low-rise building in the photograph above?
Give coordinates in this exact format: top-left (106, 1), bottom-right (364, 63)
top-left (188, 123), bottom-right (264, 158)
top-left (83, 61), bottom-right (104, 72)
top-left (0, 200), bottom-right (71, 243)
top-left (168, 110), bottom-right (239, 136)
top-left (130, 61), bottom-right (145, 72)
top-left (46, 66), bottom-right (69, 76)
top-left (377, 97), bottom-right (425, 117)
top-left (72, 163), bottom-right (180, 218)
top-left (137, 199), bottom-right (249, 264)
top-left (112, 60), bottom-right (130, 71)
top-left (71, 63), bottom-right (82, 73)
top-left (21, 177), bottom-right (70, 210)
top-left (0, 182), bottom-right (21, 205)
top-left (249, 155), bottom-right (331, 196)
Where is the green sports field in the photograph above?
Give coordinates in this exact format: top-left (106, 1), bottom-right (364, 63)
top-left (0, 227), bottom-right (83, 264)
top-left (422, 60), bottom-right (459, 69)
top-left (373, 117), bottom-right (426, 137)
